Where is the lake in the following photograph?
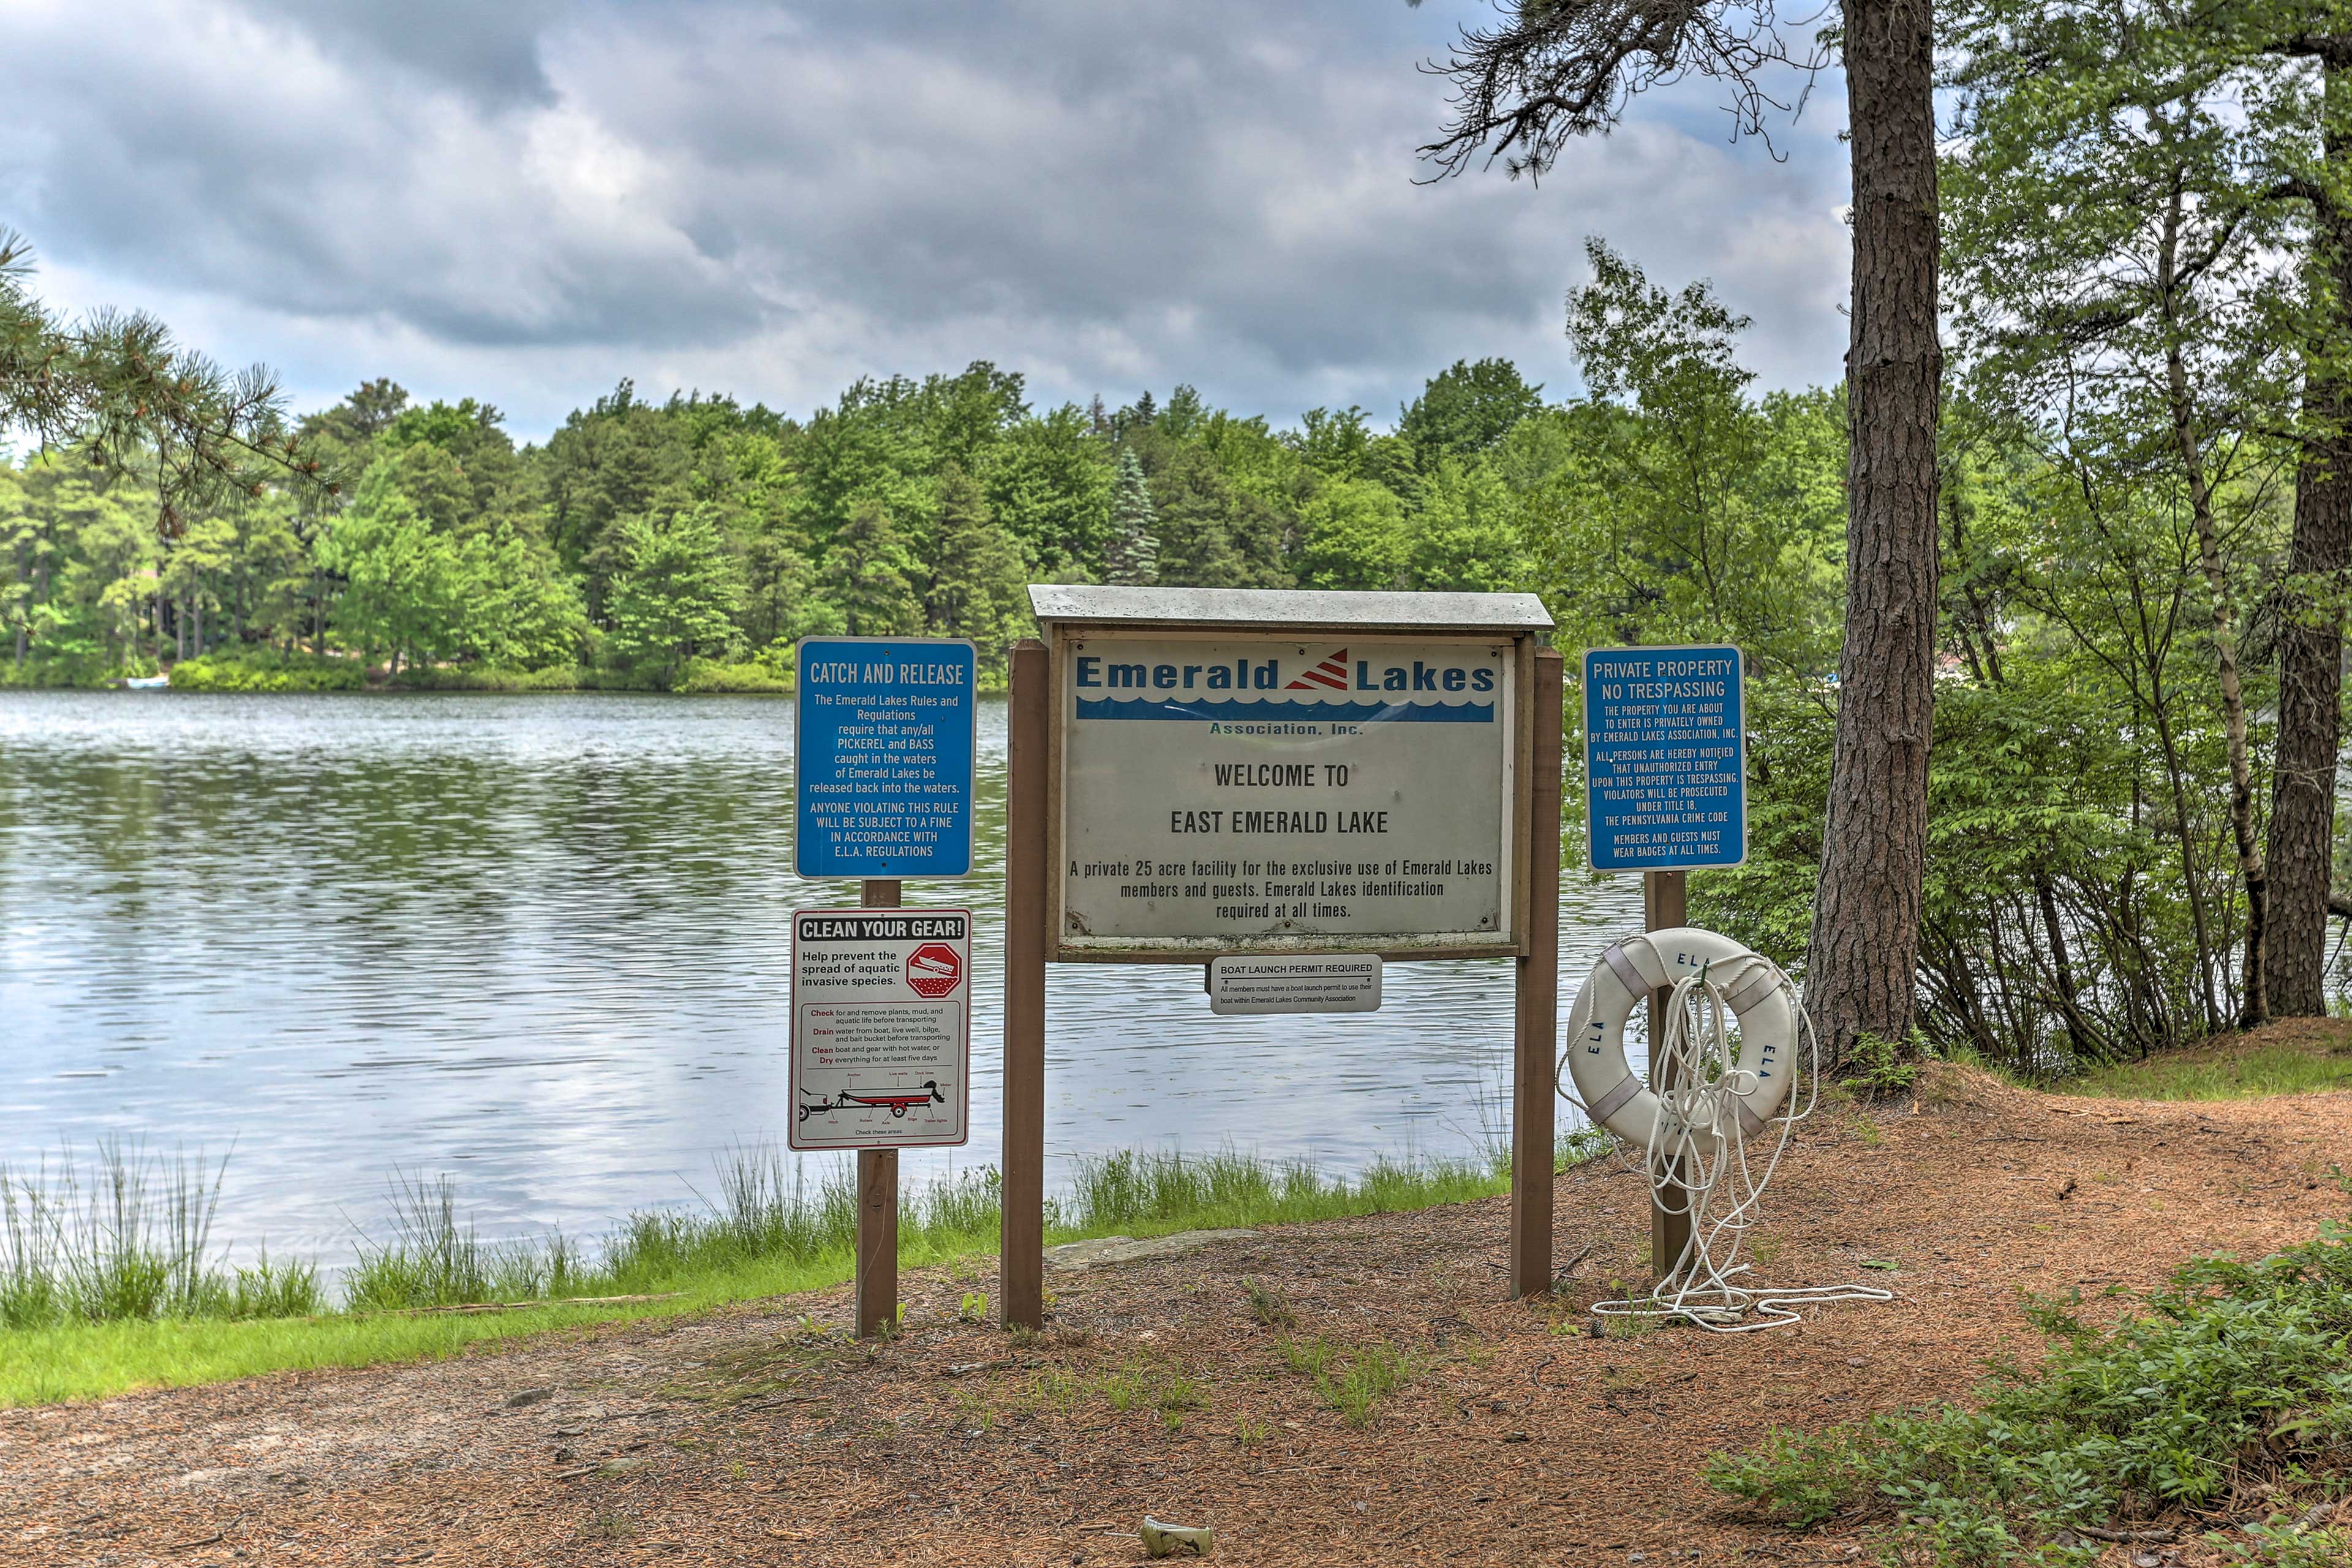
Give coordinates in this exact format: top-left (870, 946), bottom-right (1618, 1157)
top-left (0, 691), bottom-right (1645, 1272)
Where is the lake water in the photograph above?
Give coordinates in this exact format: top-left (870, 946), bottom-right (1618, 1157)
top-left (0, 692), bottom-right (1645, 1270)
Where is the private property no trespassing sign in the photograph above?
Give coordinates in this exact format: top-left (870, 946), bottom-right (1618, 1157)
top-left (788, 908), bottom-right (971, 1151)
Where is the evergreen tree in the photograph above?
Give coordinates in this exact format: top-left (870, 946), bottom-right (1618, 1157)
top-left (1151, 446), bottom-right (1292, 589)
top-left (1102, 449), bottom-right (1159, 586)
top-left (819, 499), bottom-right (924, 636)
top-left (1, 230), bottom-right (336, 531)
top-left (605, 506), bottom-right (741, 687)
top-left (926, 467), bottom-right (1031, 680)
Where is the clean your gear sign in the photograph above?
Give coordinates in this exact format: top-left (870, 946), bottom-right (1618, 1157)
top-left (1060, 636), bottom-right (1514, 945)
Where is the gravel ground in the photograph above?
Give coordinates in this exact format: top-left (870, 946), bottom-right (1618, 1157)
top-left (4, 1065), bottom-right (2348, 1566)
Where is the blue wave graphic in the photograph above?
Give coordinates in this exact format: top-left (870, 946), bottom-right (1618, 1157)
top-left (1076, 697), bottom-right (1493, 723)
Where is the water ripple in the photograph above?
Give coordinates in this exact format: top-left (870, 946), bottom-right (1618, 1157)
top-left (0, 690), bottom-right (1646, 1267)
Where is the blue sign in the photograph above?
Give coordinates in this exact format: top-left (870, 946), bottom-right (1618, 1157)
top-left (1583, 645), bottom-right (1746, 872)
top-left (795, 637), bottom-right (977, 878)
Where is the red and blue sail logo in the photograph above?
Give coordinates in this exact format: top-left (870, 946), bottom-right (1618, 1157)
top-left (1285, 647), bottom-right (1352, 691)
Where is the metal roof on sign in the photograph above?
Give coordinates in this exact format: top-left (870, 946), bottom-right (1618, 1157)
top-left (1027, 585), bottom-right (1553, 634)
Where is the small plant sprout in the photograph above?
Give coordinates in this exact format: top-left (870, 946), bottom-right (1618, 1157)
top-left (1243, 1277), bottom-right (1297, 1329)
top-left (1234, 1415), bottom-right (1270, 1448)
top-left (957, 1290), bottom-right (987, 1323)
top-left (1276, 1335), bottom-right (1415, 1426)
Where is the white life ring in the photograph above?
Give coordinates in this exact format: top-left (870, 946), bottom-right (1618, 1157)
top-left (1561, 927), bottom-right (1796, 1152)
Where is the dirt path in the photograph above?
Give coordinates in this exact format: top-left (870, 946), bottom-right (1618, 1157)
top-left (4, 1069), bottom-right (2346, 1567)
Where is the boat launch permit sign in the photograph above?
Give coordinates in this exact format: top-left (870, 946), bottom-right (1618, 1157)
top-left (788, 908), bottom-right (971, 1150)
top-left (1057, 635), bottom-right (1517, 951)
top-left (1582, 645), bottom-right (1747, 872)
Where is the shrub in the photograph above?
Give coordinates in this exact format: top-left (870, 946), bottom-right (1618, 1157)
top-left (674, 657), bottom-right (794, 694)
top-left (168, 649), bottom-right (364, 692)
top-left (389, 663), bottom-right (582, 692)
top-left (1708, 1218), bottom-right (2352, 1562)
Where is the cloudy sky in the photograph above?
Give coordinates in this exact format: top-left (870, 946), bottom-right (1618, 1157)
top-left (2, 0), bottom-right (1853, 440)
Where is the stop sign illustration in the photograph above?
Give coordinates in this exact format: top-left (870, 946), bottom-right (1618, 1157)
top-left (905, 942), bottom-right (962, 998)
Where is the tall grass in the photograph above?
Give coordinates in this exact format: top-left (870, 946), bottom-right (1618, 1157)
top-left (0, 1140), bottom-right (322, 1327)
top-left (340, 1142), bottom-right (1523, 1310)
top-left (2053, 1040), bottom-right (2352, 1101)
top-left (3, 1133), bottom-right (1566, 1328)
top-left (1057, 1147), bottom-right (1508, 1235)
top-left (0, 1134), bottom-right (1613, 1406)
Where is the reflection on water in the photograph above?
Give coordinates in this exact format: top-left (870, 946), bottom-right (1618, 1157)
top-left (0, 692), bottom-right (1646, 1267)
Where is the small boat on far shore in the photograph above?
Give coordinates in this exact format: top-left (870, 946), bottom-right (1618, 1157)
top-left (123, 674), bottom-right (170, 690)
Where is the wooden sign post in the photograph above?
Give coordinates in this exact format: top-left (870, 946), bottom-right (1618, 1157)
top-left (1644, 868), bottom-right (1691, 1285)
top-left (1579, 644), bottom-right (1747, 1292)
top-left (854, 877), bottom-right (902, 1338)
top-left (791, 638), bottom-right (979, 1340)
top-left (1001, 640), bottom-right (1050, 1334)
top-left (999, 589), bottom-right (1562, 1328)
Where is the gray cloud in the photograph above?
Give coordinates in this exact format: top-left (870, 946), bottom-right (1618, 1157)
top-left (1, 0), bottom-right (1852, 436)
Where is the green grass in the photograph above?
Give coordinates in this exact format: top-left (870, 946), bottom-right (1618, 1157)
top-left (1277, 1333), bottom-right (1418, 1425)
top-left (0, 1135), bottom-right (1601, 1409)
top-left (2053, 1039), bottom-right (2352, 1101)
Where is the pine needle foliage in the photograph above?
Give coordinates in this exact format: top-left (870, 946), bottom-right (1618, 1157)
top-left (0, 230), bottom-right (338, 535)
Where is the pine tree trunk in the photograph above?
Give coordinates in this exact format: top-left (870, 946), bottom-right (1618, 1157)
top-left (1804, 0), bottom-right (1943, 1071)
top-left (2266, 60), bottom-right (2352, 1020)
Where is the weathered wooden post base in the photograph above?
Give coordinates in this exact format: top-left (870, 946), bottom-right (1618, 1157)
top-left (1645, 869), bottom-right (1692, 1284)
top-left (855, 875), bottom-right (903, 1338)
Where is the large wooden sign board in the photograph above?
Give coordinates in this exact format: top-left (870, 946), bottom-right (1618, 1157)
top-left (1054, 629), bottom-right (1522, 956)
top-left (1000, 587), bottom-right (1564, 1328)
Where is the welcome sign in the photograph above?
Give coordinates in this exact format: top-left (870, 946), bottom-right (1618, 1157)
top-left (1055, 631), bottom-right (1518, 951)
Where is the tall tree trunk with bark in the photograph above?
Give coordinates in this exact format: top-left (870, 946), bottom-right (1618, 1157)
top-left (1804, 0), bottom-right (1945, 1069)
top-left (2266, 53), bottom-right (2352, 1019)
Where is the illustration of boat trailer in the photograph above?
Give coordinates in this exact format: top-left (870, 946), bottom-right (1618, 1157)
top-left (796, 1080), bottom-right (946, 1123)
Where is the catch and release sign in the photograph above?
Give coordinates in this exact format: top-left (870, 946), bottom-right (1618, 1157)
top-left (788, 908), bottom-right (971, 1150)
top-left (1583, 645), bottom-right (1747, 872)
top-left (1058, 636), bottom-right (1516, 951)
top-left (794, 637), bottom-right (976, 879)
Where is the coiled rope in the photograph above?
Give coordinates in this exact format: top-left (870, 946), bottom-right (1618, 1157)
top-left (1563, 960), bottom-right (1893, 1333)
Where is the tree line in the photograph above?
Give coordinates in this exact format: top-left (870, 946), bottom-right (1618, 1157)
top-left (3, 340), bottom-right (1686, 690)
top-left (5, 0), bottom-right (2346, 1077)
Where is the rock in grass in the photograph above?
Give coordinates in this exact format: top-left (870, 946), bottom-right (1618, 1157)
top-left (1139, 1516), bottom-right (1213, 1558)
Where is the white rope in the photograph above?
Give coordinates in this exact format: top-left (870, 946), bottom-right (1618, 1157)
top-left (1564, 959), bottom-right (1893, 1333)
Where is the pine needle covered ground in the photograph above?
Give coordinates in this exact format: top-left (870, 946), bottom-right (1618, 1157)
top-left (2, 1057), bottom-right (2347, 1565)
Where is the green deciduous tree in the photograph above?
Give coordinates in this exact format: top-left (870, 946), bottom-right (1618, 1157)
top-left (605, 507), bottom-right (742, 687)
top-left (1944, 0), bottom-right (2306, 1027)
top-left (1396, 356), bottom-right (1544, 462)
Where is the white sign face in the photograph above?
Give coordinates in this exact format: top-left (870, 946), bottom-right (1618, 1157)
top-left (788, 908), bottom-right (971, 1150)
top-left (1059, 635), bottom-right (1515, 951)
top-left (1209, 954), bottom-right (1382, 1016)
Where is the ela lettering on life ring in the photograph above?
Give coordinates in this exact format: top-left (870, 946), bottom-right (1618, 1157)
top-left (1561, 927), bottom-right (1795, 1152)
